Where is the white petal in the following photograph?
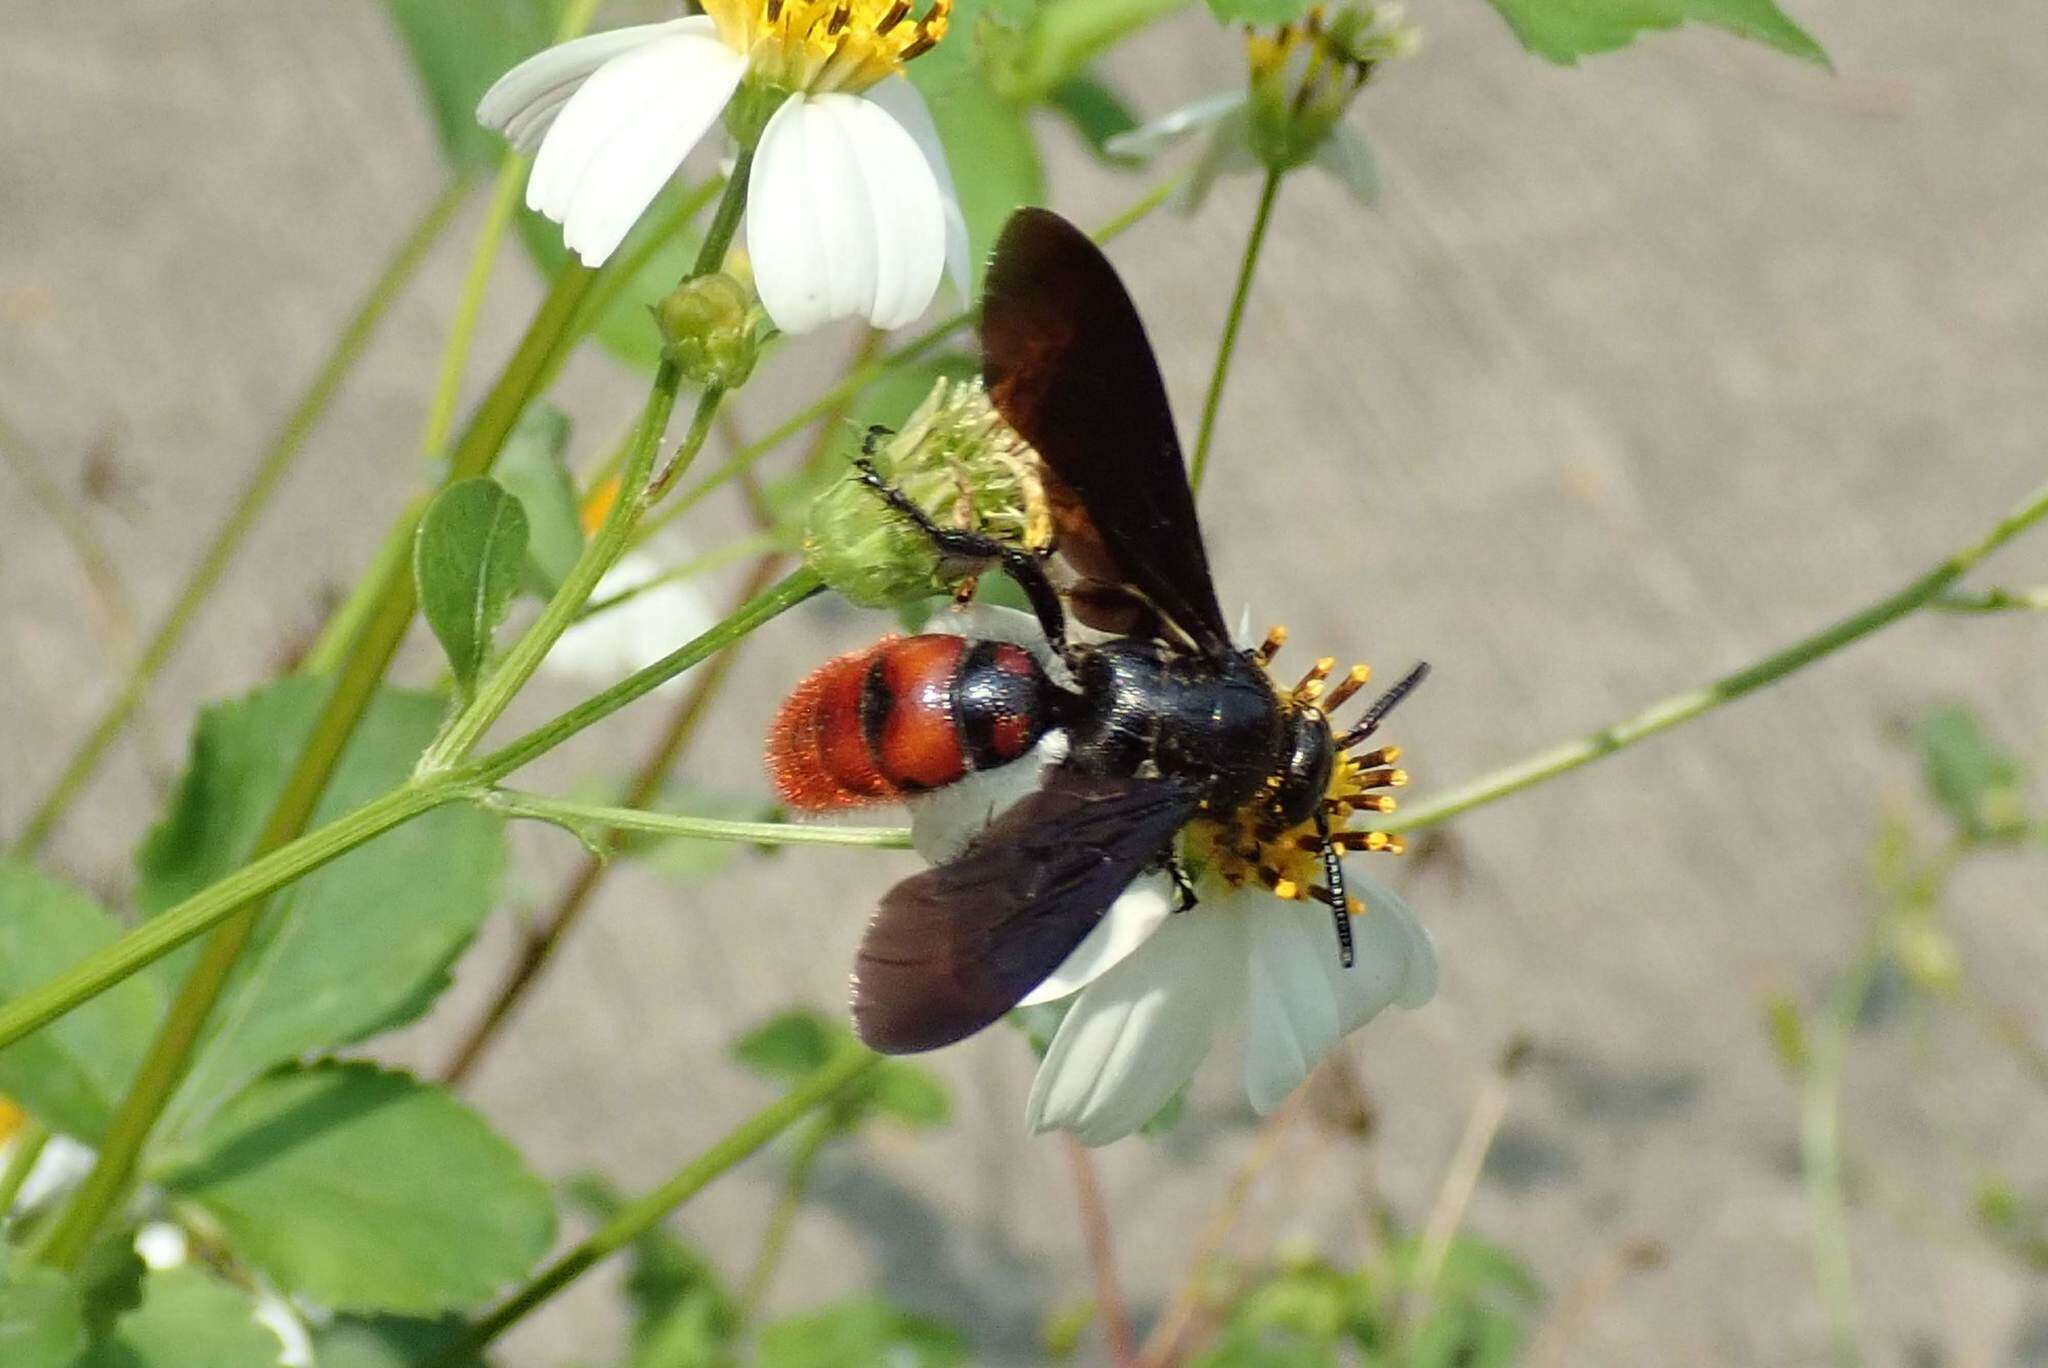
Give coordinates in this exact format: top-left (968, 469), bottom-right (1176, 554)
top-left (1018, 871), bottom-right (1174, 1006)
top-left (862, 77), bottom-right (972, 301)
top-left (478, 18), bottom-right (714, 151)
top-left (553, 36), bottom-right (746, 266)
top-left (749, 93), bottom-right (948, 332)
top-left (1315, 122), bottom-right (1382, 206)
top-left (1103, 89), bottom-right (1248, 161)
top-left (1243, 877), bottom-right (1436, 1113)
top-left (1176, 107), bottom-right (1258, 215)
top-left (906, 732), bottom-right (1066, 863)
top-left (544, 549), bottom-right (720, 693)
top-left (1026, 905), bottom-right (1246, 1145)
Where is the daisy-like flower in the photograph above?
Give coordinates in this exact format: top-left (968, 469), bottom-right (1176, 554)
top-left (477, 0), bottom-right (968, 333)
top-left (910, 606), bottom-right (1438, 1146)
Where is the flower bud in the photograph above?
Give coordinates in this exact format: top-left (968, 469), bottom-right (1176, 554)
top-left (1246, 3), bottom-right (1417, 173)
top-left (806, 378), bottom-right (1048, 608)
top-left (656, 273), bottom-right (760, 390)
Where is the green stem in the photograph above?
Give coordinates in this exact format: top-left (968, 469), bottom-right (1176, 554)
top-left (0, 571), bottom-right (822, 1058)
top-left (0, 409), bottom-right (140, 646)
top-left (432, 1051), bottom-right (880, 1364)
top-left (1389, 479), bottom-right (2048, 835)
top-left (1803, 945), bottom-right (1878, 1368)
top-left (635, 174), bottom-right (1184, 542)
top-left (1188, 168), bottom-right (1283, 495)
top-left (1930, 584), bottom-right (2048, 613)
top-left (11, 177), bottom-right (469, 855)
top-left (738, 1114), bottom-right (836, 1320)
top-left (420, 162), bottom-right (525, 463)
top-left (576, 528), bottom-right (788, 621)
top-left (0, 1121), bottom-right (51, 1223)
top-left (301, 493), bottom-right (428, 674)
top-left (487, 790), bottom-right (911, 848)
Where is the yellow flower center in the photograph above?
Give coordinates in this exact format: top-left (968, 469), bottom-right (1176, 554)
top-left (701, 0), bottom-right (952, 95)
top-left (1184, 628), bottom-right (1410, 919)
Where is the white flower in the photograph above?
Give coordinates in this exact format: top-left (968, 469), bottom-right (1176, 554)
top-left (912, 606), bottom-right (1438, 1146)
top-left (544, 539), bottom-right (720, 694)
top-left (477, 2), bottom-right (968, 333)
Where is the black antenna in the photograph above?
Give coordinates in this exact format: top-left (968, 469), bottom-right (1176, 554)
top-left (1313, 807), bottom-right (1355, 968)
top-left (1339, 661), bottom-right (1430, 750)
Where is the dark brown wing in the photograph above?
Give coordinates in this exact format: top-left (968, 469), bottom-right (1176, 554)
top-left (981, 208), bottom-right (1233, 657)
top-left (852, 768), bottom-right (1200, 1054)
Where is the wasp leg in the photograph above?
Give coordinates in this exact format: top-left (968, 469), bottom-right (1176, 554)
top-left (852, 453), bottom-right (1070, 660)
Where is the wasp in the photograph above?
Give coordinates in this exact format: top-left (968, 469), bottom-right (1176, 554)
top-left (769, 208), bottom-right (1427, 1054)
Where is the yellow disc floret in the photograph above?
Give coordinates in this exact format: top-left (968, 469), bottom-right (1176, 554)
top-left (702, 0), bottom-right (952, 94)
top-left (1184, 636), bottom-right (1410, 920)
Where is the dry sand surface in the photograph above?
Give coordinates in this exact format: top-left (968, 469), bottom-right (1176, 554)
top-left (3, 1), bottom-right (2045, 1363)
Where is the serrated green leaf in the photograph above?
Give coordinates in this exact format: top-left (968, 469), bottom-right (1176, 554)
top-left (517, 176), bottom-right (715, 372)
top-left (158, 1063), bottom-right (555, 1315)
top-left (1917, 703), bottom-right (2030, 843)
top-left (78, 1268), bottom-right (283, 1368)
top-left (310, 1315), bottom-right (484, 1368)
top-left (415, 477), bottom-right (530, 693)
top-left (383, 0), bottom-right (559, 173)
top-left (909, 0), bottom-right (1046, 291)
top-left (0, 861), bottom-right (165, 1144)
top-left (757, 1297), bottom-right (968, 1368)
top-left (0, 1267), bottom-right (87, 1368)
top-left (1481, 0), bottom-right (1825, 65)
top-left (495, 402), bottom-right (585, 594)
top-left (136, 680), bottom-right (505, 1128)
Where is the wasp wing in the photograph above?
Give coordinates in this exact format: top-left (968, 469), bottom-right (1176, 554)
top-left (981, 207), bottom-right (1233, 657)
top-left (852, 768), bottom-right (1200, 1054)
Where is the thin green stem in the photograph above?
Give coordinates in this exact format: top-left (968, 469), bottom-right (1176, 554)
top-left (432, 1051), bottom-right (882, 1363)
top-left (1389, 479), bottom-right (2048, 835)
top-left (577, 528), bottom-right (788, 621)
top-left (0, 409), bottom-right (140, 646)
top-left (0, 571), bottom-right (820, 1060)
top-left (0, 1121), bottom-right (51, 1223)
top-left (738, 1114), bottom-right (837, 1320)
top-left (1188, 168), bottom-right (1283, 495)
top-left (1803, 945), bottom-right (1878, 1368)
top-left (636, 174), bottom-right (1184, 542)
top-left (301, 493), bottom-right (429, 674)
top-left (12, 177), bottom-right (469, 855)
top-left (1931, 584), bottom-right (2048, 613)
top-left (420, 162), bottom-right (525, 463)
top-left (486, 790), bottom-right (911, 849)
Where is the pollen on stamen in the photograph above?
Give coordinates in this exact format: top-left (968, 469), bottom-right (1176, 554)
top-left (1324, 663), bottom-right (1371, 712)
top-left (1254, 625), bottom-right (1288, 665)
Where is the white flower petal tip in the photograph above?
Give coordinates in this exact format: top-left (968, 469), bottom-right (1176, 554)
top-left (519, 28), bottom-right (745, 267)
top-left (1026, 907), bottom-right (1246, 1146)
top-left (749, 93), bottom-right (949, 333)
top-left (1018, 873), bottom-right (1175, 1007)
top-left (476, 19), bottom-right (712, 150)
top-left (860, 78), bottom-right (971, 300)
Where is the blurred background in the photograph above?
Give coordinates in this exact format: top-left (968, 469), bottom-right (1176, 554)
top-left (3, 0), bottom-right (2045, 1362)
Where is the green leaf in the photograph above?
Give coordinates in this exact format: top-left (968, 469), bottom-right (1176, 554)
top-left (310, 1315), bottom-right (484, 1368)
top-left (415, 477), bottom-right (531, 694)
top-left (0, 861), bottom-right (165, 1144)
top-left (733, 1011), bottom-right (841, 1081)
top-left (1013, 0), bottom-right (1190, 100)
top-left (517, 177), bottom-right (715, 372)
top-left (136, 680), bottom-right (506, 1126)
top-left (1480, 0), bottom-right (1826, 66)
top-left (757, 1297), bottom-right (968, 1368)
top-left (1917, 703), bottom-right (2030, 843)
top-left (383, 0), bottom-right (559, 173)
top-left (1048, 77), bottom-right (1142, 164)
top-left (866, 1061), bottom-right (952, 1129)
top-left (158, 1062), bottom-right (555, 1315)
top-left (566, 1175), bottom-right (738, 1367)
top-left (0, 1267), bottom-right (86, 1368)
top-left (732, 1010), bottom-right (951, 1132)
top-left (78, 1268), bottom-right (284, 1368)
top-left (495, 402), bottom-right (585, 594)
top-left (909, 0), bottom-right (1046, 290)
top-left (76, 1232), bottom-right (148, 1338)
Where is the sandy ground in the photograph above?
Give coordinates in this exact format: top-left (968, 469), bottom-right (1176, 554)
top-left (3, 0), bottom-right (2046, 1363)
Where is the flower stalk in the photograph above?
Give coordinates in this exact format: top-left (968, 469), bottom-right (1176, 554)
top-left (429, 1047), bottom-right (883, 1364)
top-left (485, 790), bottom-right (912, 849)
top-left (1188, 167), bottom-right (1283, 494)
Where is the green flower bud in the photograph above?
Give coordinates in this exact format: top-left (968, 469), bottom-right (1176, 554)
top-left (656, 273), bottom-right (761, 390)
top-left (1246, 3), bottom-right (1417, 173)
top-left (806, 378), bottom-right (1047, 608)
